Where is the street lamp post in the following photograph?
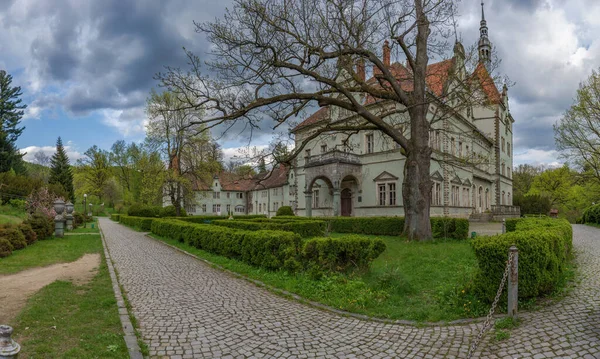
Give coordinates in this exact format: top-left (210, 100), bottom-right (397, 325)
top-left (83, 194), bottom-right (87, 228)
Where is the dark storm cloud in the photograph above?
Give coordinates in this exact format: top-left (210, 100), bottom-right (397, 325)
top-left (21, 0), bottom-right (229, 114)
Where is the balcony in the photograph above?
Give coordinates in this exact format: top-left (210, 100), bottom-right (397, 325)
top-left (491, 205), bottom-right (520, 216)
top-left (304, 150), bottom-right (361, 168)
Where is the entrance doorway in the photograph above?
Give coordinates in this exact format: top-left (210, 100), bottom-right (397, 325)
top-left (341, 188), bottom-right (352, 216)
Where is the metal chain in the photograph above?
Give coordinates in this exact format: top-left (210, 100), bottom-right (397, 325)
top-left (466, 251), bottom-right (515, 359)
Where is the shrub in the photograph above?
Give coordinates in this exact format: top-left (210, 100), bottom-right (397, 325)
top-left (276, 206), bottom-right (294, 216)
top-left (119, 215), bottom-right (155, 231)
top-left (24, 212), bottom-right (54, 240)
top-left (110, 213), bottom-right (121, 221)
top-left (17, 223), bottom-right (38, 245)
top-left (0, 225), bottom-right (27, 250)
top-left (0, 238), bottom-right (13, 258)
top-left (127, 204), bottom-right (161, 218)
top-left (430, 217), bottom-right (469, 239)
top-left (8, 199), bottom-right (26, 210)
top-left (212, 220), bottom-right (326, 238)
top-left (173, 215), bottom-right (267, 224)
top-left (329, 217), bottom-right (405, 235)
top-left (151, 219), bottom-right (302, 270)
top-left (159, 205), bottom-right (187, 218)
top-left (472, 218), bottom-right (572, 301)
top-left (302, 235), bottom-right (386, 272)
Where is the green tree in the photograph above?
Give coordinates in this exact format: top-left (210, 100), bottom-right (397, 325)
top-left (0, 70), bottom-right (26, 174)
top-left (528, 165), bottom-right (576, 208)
top-left (48, 137), bottom-right (74, 201)
top-left (512, 164), bottom-right (542, 198)
top-left (77, 145), bottom-right (111, 202)
top-left (555, 68), bottom-right (600, 181)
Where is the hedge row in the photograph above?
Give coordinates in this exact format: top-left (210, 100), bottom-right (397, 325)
top-left (303, 235), bottom-right (386, 272)
top-left (151, 219), bottom-right (302, 270)
top-left (272, 216), bottom-right (469, 239)
top-left (173, 215), bottom-right (267, 224)
top-left (212, 220), bottom-right (326, 238)
top-left (472, 217), bottom-right (572, 301)
top-left (127, 204), bottom-right (187, 218)
top-left (150, 219), bottom-right (385, 272)
top-left (119, 215), bottom-right (155, 231)
top-left (111, 213), bottom-right (121, 221)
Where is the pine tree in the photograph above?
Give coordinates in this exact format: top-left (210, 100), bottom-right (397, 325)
top-left (0, 70), bottom-right (26, 174)
top-left (49, 137), bottom-right (75, 201)
top-left (257, 157), bottom-right (267, 173)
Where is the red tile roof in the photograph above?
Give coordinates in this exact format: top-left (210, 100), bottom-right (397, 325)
top-left (293, 59), bottom-right (502, 131)
top-left (191, 165), bottom-right (290, 192)
top-left (472, 62), bottom-right (502, 104)
top-left (253, 165), bottom-right (289, 189)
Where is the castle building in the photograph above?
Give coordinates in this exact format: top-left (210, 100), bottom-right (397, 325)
top-left (182, 2), bottom-right (517, 220)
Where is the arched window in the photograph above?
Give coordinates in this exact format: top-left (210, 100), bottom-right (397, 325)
top-left (502, 191), bottom-right (505, 205)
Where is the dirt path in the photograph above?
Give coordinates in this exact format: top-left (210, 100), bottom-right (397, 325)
top-left (0, 253), bottom-right (101, 324)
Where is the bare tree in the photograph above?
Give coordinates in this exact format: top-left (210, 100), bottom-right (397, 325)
top-left (33, 150), bottom-right (51, 167)
top-left (158, 0), bottom-right (503, 240)
top-left (146, 89), bottom-right (209, 216)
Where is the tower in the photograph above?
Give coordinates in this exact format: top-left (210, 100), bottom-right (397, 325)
top-left (478, 1), bottom-right (492, 69)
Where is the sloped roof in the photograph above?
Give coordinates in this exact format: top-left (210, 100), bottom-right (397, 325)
top-left (253, 165), bottom-right (289, 189)
top-left (472, 62), bottom-right (501, 104)
top-left (293, 58), bottom-right (503, 132)
top-left (294, 59), bottom-right (456, 131)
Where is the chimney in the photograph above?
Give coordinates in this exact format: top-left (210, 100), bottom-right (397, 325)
top-left (356, 59), bottom-right (365, 82)
top-left (383, 40), bottom-right (391, 67)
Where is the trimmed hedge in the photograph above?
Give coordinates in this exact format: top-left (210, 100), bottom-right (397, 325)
top-left (275, 206), bottom-right (294, 216)
top-left (119, 215), bottom-right (155, 231)
top-left (23, 213), bottom-right (53, 240)
top-left (303, 235), bottom-right (386, 272)
top-left (472, 218), bottom-right (572, 301)
top-left (110, 213), bottom-right (121, 221)
top-left (17, 223), bottom-right (37, 245)
top-left (271, 216), bottom-right (469, 239)
top-left (151, 219), bottom-right (302, 270)
top-left (127, 203), bottom-right (161, 217)
top-left (150, 219), bottom-right (385, 273)
top-left (159, 205), bottom-right (187, 218)
top-left (173, 215), bottom-right (267, 224)
top-left (0, 225), bottom-right (27, 251)
top-left (212, 219), bottom-right (326, 238)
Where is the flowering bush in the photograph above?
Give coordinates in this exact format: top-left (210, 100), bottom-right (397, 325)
top-left (26, 187), bottom-right (62, 219)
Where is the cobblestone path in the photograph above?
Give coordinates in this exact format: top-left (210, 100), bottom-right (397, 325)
top-left (99, 218), bottom-right (600, 358)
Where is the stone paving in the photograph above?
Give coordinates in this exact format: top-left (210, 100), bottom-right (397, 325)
top-left (99, 218), bottom-right (600, 358)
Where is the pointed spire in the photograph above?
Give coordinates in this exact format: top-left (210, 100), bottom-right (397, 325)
top-left (478, 1), bottom-right (492, 70)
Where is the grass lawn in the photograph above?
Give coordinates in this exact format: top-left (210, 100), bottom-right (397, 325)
top-left (70, 218), bottom-right (100, 233)
top-left (0, 233), bottom-right (128, 357)
top-left (0, 204), bottom-right (27, 225)
top-left (151, 232), bottom-right (480, 322)
top-left (10, 256), bottom-right (129, 358)
top-left (0, 235), bottom-right (103, 274)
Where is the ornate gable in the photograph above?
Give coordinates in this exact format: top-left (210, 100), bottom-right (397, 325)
top-left (373, 171), bottom-right (399, 182)
top-left (431, 171), bottom-right (444, 182)
top-left (462, 178), bottom-right (472, 187)
top-left (451, 175), bottom-right (462, 184)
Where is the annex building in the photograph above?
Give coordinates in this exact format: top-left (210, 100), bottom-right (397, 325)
top-left (183, 4), bottom-right (517, 220)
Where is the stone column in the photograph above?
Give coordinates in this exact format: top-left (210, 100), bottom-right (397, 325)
top-left (304, 191), bottom-right (312, 218)
top-left (0, 325), bottom-right (20, 358)
top-left (332, 189), bottom-right (341, 217)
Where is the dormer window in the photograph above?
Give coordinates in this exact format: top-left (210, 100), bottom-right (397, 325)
top-left (321, 144), bottom-right (327, 153)
top-left (366, 133), bottom-right (374, 154)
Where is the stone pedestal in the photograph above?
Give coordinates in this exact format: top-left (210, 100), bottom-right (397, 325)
top-left (0, 325), bottom-right (20, 358)
top-left (66, 214), bottom-right (73, 231)
top-left (304, 192), bottom-right (312, 218)
top-left (55, 215), bottom-right (65, 238)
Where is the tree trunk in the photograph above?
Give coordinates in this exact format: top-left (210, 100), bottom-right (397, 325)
top-left (403, 0), bottom-right (432, 241)
top-left (402, 144), bottom-right (433, 240)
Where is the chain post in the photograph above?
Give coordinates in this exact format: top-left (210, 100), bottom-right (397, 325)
top-left (502, 219), bottom-right (506, 234)
top-left (466, 251), bottom-right (515, 359)
top-left (507, 246), bottom-right (518, 320)
top-left (0, 325), bottom-right (20, 358)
